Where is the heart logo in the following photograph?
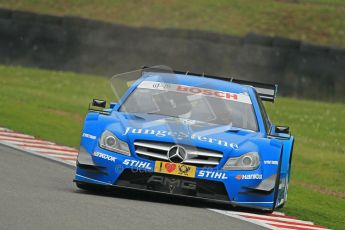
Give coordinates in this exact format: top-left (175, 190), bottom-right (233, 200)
top-left (165, 163), bottom-right (176, 173)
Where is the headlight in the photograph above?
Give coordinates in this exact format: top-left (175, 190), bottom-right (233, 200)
top-left (99, 130), bottom-right (130, 156)
top-left (223, 152), bottom-right (260, 170)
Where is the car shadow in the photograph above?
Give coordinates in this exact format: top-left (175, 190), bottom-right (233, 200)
top-left (73, 185), bottom-right (271, 215)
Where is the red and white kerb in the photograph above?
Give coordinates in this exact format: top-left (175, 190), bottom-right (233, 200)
top-left (138, 81), bottom-right (252, 104)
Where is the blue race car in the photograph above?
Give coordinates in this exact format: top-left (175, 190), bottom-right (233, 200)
top-left (74, 66), bottom-right (294, 212)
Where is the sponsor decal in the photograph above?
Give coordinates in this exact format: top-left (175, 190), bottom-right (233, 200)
top-left (138, 81), bottom-right (252, 104)
top-left (124, 127), bottom-right (238, 149)
top-left (178, 165), bottom-right (191, 174)
top-left (147, 175), bottom-right (196, 193)
top-left (165, 163), bottom-right (176, 173)
top-left (122, 159), bottom-right (152, 170)
top-left (230, 143), bottom-right (239, 150)
top-left (198, 170), bottom-right (228, 180)
top-left (82, 133), bottom-right (96, 140)
top-left (235, 174), bottom-right (262, 180)
top-left (264, 160), bottom-right (278, 165)
top-left (235, 175), bottom-right (242, 180)
top-left (93, 151), bottom-right (116, 162)
top-left (154, 161), bottom-right (196, 178)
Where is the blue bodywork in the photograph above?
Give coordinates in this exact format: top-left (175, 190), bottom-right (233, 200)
top-left (74, 73), bottom-right (294, 211)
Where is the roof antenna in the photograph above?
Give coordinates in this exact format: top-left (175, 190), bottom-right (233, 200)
top-left (185, 71), bottom-right (189, 76)
top-left (202, 72), bottom-right (205, 77)
top-left (230, 77), bottom-right (234, 82)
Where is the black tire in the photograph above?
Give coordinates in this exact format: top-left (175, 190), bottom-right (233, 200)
top-left (262, 209), bottom-right (274, 214)
top-left (272, 147), bottom-right (283, 211)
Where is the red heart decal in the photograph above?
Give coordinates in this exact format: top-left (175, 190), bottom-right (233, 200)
top-left (165, 163), bottom-right (176, 173)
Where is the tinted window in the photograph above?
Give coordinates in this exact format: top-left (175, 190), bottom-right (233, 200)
top-left (120, 82), bottom-right (259, 131)
top-left (255, 92), bottom-right (271, 133)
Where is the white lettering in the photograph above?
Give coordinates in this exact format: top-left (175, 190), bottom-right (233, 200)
top-left (214, 172), bottom-right (222, 179)
top-left (197, 136), bottom-right (208, 141)
top-left (198, 170), bottom-right (228, 179)
top-left (138, 161), bottom-right (146, 168)
top-left (122, 159), bottom-right (152, 170)
top-left (138, 81), bottom-right (252, 104)
top-left (241, 174), bottom-right (262, 180)
top-left (123, 127), bottom-right (235, 149)
top-left (82, 133), bottom-right (96, 140)
top-left (264, 160), bottom-right (278, 165)
top-left (124, 127), bottom-right (131, 135)
top-left (218, 139), bottom-right (228, 147)
top-left (93, 152), bottom-right (116, 162)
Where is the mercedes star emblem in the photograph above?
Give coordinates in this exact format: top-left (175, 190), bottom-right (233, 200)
top-left (167, 145), bottom-right (187, 163)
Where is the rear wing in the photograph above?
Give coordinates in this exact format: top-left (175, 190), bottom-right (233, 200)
top-left (231, 79), bottom-right (278, 102)
top-left (141, 66), bottom-right (278, 102)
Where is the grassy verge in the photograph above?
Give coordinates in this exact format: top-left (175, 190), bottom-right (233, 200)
top-left (0, 65), bottom-right (113, 147)
top-left (265, 98), bottom-right (345, 229)
top-left (0, 65), bottom-right (344, 229)
top-left (0, 0), bottom-right (344, 47)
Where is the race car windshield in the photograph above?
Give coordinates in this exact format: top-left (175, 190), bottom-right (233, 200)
top-left (111, 66), bottom-right (258, 131)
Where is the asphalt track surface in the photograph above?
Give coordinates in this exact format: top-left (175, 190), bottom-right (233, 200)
top-left (0, 144), bottom-right (269, 230)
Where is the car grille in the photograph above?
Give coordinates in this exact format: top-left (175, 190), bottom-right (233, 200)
top-left (116, 169), bottom-right (229, 201)
top-left (134, 140), bottom-right (223, 168)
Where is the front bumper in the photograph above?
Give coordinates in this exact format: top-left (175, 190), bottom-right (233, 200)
top-left (74, 146), bottom-right (278, 211)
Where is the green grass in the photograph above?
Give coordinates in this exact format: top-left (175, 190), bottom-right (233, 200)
top-left (265, 98), bottom-right (345, 229)
top-left (0, 65), bottom-right (344, 229)
top-left (265, 98), bottom-right (345, 194)
top-left (0, 0), bottom-right (344, 47)
top-left (0, 65), bottom-right (113, 147)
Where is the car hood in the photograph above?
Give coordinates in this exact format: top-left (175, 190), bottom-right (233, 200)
top-left (108, 112), bottom-right (260, 155)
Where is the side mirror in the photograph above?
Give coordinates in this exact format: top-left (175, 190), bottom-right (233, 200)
top-left (109, 102), bottom-right (117, 109)
top-left (92, 99), bottom-right (106, 108)
top-left (275, 126), bottom-right (290, 134)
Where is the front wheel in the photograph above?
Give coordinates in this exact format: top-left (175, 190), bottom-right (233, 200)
top-left (275, 174), bottom-right (289, 209)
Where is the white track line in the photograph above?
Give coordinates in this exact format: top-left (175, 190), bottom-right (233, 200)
top-left (0, 127), bottom-right (331, 230)
top-left (21, 147), bottom-right (78, 154)
top-left (239, 214), bottom-right (327, 229)
top-left (232, 212), bottom-right (314, 224)
top-left (19, 143), bottom-right (77, 151)
top-left (15, 141), bottom-right (76, 149)
top-left (36, 151), bottom-right (79, 156)
top-left (209, 209), bottom-right (282, 230)
top-left (0, 137), bottom-right (56, 145)
top-left (35, 153), bottom-right (77, 160)
top-left (0, 141), bottom-right (76, 166)
top-left (0, 131), bottom-right (35, 139)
